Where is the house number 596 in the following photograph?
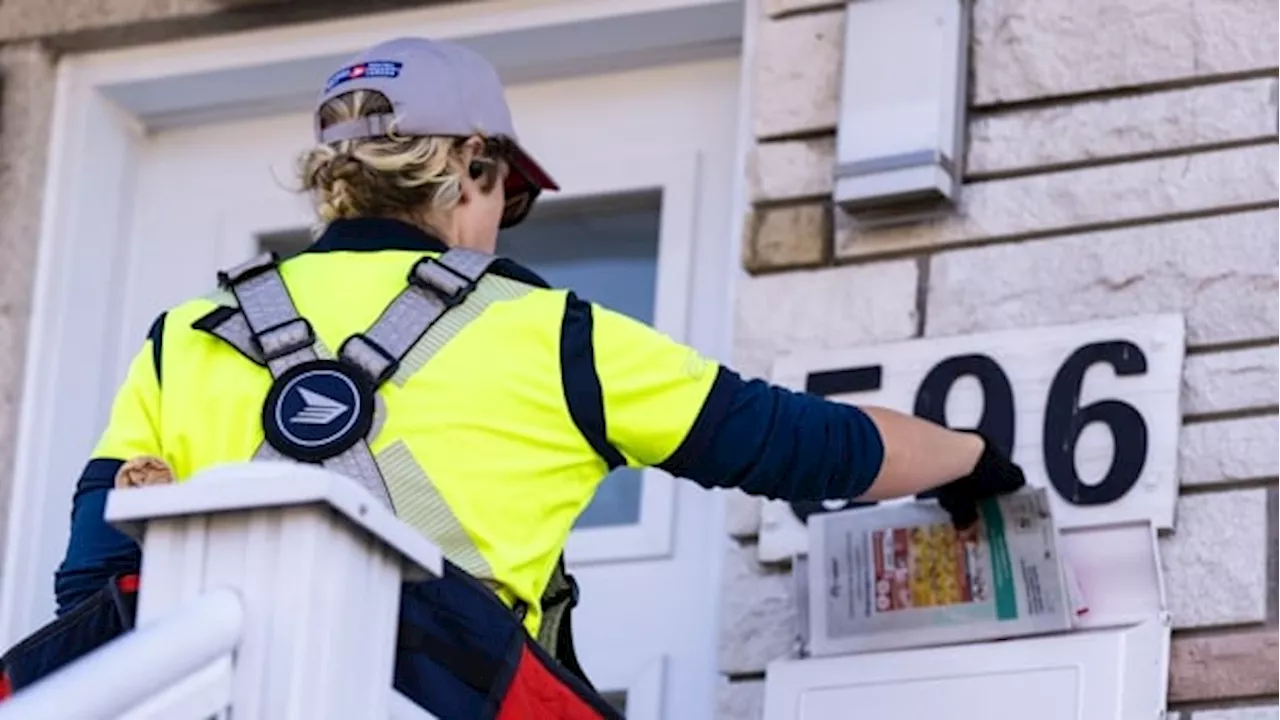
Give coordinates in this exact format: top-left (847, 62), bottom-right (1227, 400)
top-left (788, 340), bottom-right (1151, 523)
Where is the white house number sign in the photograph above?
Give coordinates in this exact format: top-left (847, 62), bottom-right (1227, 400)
top-left (758, 314), bottom-right (1186, 563)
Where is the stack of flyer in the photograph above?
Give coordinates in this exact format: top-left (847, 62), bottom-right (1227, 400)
top-left (804, 487), bottom-right (1086, 657)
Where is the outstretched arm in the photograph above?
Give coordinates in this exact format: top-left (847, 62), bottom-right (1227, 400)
top-left (849, 405), bottom-right (983, 500)
top-left (653, 369), bottom-right (985, 503)
top-left (585, 301), bottom-right (1019, 512)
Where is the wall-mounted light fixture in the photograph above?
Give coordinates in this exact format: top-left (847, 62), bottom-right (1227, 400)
top-left (833, 0), bottom-right (971, 227)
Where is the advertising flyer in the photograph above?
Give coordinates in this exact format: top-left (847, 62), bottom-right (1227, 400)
top-left (806, 488), bottom-right (1076, 657)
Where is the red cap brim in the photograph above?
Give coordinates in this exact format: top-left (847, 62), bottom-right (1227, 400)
top-left (507, 143), bottom-right (559, 195)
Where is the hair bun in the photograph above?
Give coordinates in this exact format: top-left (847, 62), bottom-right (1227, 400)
top-left (297, 89), bottom-right (483, 225)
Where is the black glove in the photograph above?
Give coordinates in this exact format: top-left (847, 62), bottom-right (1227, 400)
top-left (935, 434), bottom-right (1027, 530)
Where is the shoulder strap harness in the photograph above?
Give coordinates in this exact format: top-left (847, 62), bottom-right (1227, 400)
top-left (211, 249), bottom-right (495, 506)
top-left (200, 249), bottom-right (589, 686)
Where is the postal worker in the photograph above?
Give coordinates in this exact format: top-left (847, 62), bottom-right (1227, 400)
top-left (2, 37), bottom-right (1025, 718)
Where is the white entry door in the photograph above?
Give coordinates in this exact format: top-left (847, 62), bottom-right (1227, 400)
top-left (95, 57), bottom-right (740, 718)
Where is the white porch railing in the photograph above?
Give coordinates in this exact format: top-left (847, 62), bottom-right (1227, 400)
top-left (0, 463), bottom-right (445, 720)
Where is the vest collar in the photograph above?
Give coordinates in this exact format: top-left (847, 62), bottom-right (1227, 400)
top-left (309, 217), bottom-right (551, 289)
top-left (310, 218), bottom-right (450, 253)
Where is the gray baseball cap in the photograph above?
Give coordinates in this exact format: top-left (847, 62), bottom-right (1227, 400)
top-left (314, 37), bottom-right (559, 203)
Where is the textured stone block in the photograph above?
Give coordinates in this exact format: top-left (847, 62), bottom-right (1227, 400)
top-left (1162, 489), bottom-right (1270, 629)
top-left (733, 259), bottom-right (917, 379)
top-left (0, 0), bottom-right (285, 44)
top-left (0, 43), bottom-right (56, 573)
top-left (1183, 346), bottom-right (1280, 417)
top-left (1193, 706), bottom-right (1280, 720)
top-left (725, 490), bottom-right (762, 539)
top-left (743, 203), bottom-right (829, 272)
top-left (837, 144), bottom-right (1278, 260)
top-left (972, 0), bottom-right (1280, 105)
top-left (748, 136), bottom-right (835, 203)
top-left (718, 542), bottom-right (796, 675)
top-left (924, 209), bottom-right (1279, 348)
top-left (716, 679), bottom-right (764, 720)
top-left (968, 78), bottom-right (1280, 176)
top-left (1180, 416), bottom-right (1279, 487)
top-left (1170, 628), bottom-right (1279, 702)
top-left (0, 0), bottom-right (447, 51)
top-left (753, 9), bottom-right (844, 139)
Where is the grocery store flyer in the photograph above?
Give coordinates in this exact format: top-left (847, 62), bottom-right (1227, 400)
top-left (806, 488), bottom-right (1074, 657)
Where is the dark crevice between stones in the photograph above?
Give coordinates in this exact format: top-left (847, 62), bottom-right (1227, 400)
top-left (913, 255), bottom-right (930, 337)
top-left (1268, 486), bottom-right (1278, 626)
top-left (1183, 406), bottom-right (1280, 425)
top-left (971, 67), bottom-right (1280, 115)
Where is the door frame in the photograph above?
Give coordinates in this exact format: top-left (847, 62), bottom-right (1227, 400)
top-left (2, 0), bottom-right (753, 659)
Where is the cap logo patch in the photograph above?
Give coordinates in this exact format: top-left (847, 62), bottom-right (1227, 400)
top-left (324, 61), bottom-right (403, 92)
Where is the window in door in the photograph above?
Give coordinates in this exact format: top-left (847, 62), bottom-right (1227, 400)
top-left (496, 192), bottom-right (661, 530)
top-left (259, 229), bottom-right (311, 260)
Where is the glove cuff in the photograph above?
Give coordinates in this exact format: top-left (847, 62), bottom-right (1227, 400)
top-left (964, 433), bottom-right (1025, 494)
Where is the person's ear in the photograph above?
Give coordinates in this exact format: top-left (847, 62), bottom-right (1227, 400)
top-left (457, 135), bottom-right (491, 203)
top-left (459, 135), bottom-right (487, 162)
top-left (456, 161), bottom-right (485, 206)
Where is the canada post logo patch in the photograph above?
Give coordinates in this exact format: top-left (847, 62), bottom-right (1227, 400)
top-left (325, 61), bottom-right (403, 92)
top-left (261, 359), bottom-right (375, 463)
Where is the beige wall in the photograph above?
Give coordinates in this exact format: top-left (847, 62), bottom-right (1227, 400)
top-left (0, 42), bottom-right (55, 585)
top-left (720, 0), bottom-right (1279, 718)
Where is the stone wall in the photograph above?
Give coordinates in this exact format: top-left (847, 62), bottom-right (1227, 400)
top-left (0, 0), bottom-right (449, 51)
top-left (0, 43), bottom-right (57, 578)
top-left (720, 0), bottom-right (1279, 717)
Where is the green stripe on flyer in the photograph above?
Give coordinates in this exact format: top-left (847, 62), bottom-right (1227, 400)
top-left (981, 499), bottom-right (1018, 621)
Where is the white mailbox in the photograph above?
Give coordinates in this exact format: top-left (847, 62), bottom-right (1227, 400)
top-left (833, 0), bottom-right (971, 226)
top-left (763, 522), bottom-right (1171, 719)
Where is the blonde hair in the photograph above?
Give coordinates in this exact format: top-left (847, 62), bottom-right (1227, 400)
top-left (297, 90), bottom-right (498, 226)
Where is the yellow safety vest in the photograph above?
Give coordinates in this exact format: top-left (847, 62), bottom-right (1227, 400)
top-left (92, 218), bottom-right (720, 640)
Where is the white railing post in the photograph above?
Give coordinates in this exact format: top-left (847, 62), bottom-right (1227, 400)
top-left (101, 462), bottom-right (444, 720)
top-left (0, 590), bottom-right (243, 720)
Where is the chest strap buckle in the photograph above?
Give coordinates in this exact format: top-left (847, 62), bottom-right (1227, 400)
top-left (256, 318), bottom-right (316, 362)
top-left (410, 258), bottom-right (473, 308)
top-left (339, 334), bottom-right (401, 386)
